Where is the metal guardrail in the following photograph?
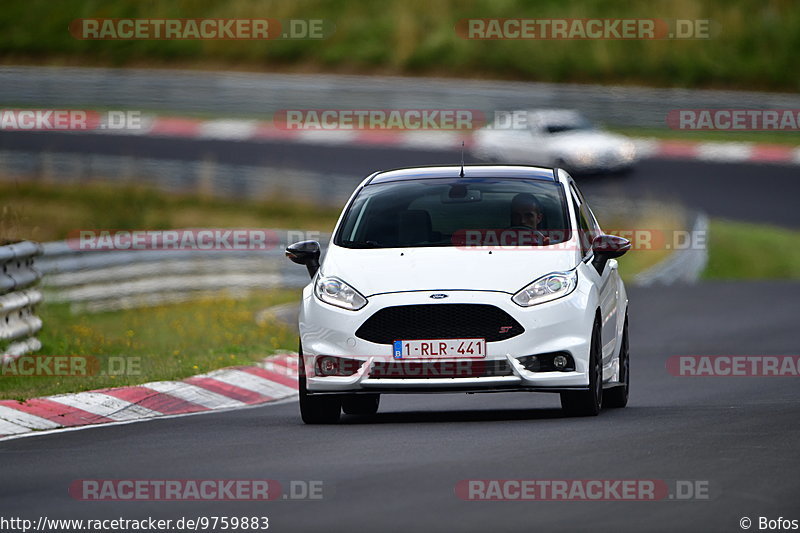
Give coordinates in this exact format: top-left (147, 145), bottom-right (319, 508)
top-left (38, 232), bottom-right (326, 313)
top-left (634, 212), bottom-right (709, 286)
top-left (0, 150), bottom-right (361, 207)
top-left (2, 66), bottom-right (799, 128)
top-left (0, 241), bottom-right (43, 361)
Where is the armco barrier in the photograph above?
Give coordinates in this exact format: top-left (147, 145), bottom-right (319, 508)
top-left (0, 241), bottom-right (43, 361)
top-left (2, 66), bottom-right (799, 128)
top-left (37, 231), bottom-right (325, 313)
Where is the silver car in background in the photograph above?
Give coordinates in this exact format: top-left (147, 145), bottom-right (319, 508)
top-left (471, 109), bottom-right (638, 174)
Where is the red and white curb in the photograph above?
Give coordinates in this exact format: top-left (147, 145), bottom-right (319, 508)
top-left (102, 114), bottom-right (800, 166)
top-left (631, 138), bottom-right (800, 165)
top-left (0, 352), bottom-right (299, 441)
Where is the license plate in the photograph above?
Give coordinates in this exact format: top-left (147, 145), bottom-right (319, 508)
top-left (392, 339), bottom-right (487, 359)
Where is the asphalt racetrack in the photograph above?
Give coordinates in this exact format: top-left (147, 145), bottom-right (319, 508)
top-left (0, 282), bottom-right (798, 532)
top-left (1, 130), bottom-right (798, 228)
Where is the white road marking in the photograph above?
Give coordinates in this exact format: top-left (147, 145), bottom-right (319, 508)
top-left (296, 130), bottom-right (359, 145)
top-left (0, 396), bottom-right (297, 443)
top-left (0, 405), bottom-right (61, 430)
top-left (199, 369), bottom-right (297, 399)
top-left (0, 418), bottom-right (32, 435)
top-left (695, 142), bottom-right (753, 162)
top-left (143, 381), bottom-right (247, 409)
top-left (46, 392), bottom-right (162, 421)
top-left (399, 131), bottom-right (465, 150)
top-left (198, 119), bottom-right (260, 140)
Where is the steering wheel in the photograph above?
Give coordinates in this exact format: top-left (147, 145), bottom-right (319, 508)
top-left (505, 226), bottom-right (549, 245)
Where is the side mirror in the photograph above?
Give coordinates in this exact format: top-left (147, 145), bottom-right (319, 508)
top-left (286, 240), bottom-right (321, 278)
top-left (591, 234), bottom-right (631, 274)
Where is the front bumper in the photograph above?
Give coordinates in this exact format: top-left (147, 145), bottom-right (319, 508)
top-left (299, 287), bottom-right (595, 394)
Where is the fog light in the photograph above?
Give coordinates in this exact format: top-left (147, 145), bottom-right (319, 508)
top-left (553, 355), bottom-right (568, 370)
top-left (320, 357), bottom-right (338, 376)
top-left (314, 356), bottom-right (364, 377)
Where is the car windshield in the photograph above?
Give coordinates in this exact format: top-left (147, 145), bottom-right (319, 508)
top-left (539, 116), bottom-right (594, 134)
top-left (335, 177), bottom-right (571, 249)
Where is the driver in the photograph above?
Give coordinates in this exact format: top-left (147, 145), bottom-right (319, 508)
top-left (510, 193), bottom-right (544, 229)
top-left (509, 193), bottom-right (549, 245)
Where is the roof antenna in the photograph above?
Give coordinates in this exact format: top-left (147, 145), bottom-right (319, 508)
top-left (459, 141), bottom-right (465, 177)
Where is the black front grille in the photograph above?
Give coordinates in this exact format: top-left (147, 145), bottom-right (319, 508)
top-left (370, 360), bottom-right (514, 379)
top-left (355, 304), bottom-right (524, 344)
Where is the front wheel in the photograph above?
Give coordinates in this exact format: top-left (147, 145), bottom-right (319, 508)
top-left (298, 343), bottom-right (341, 424)
top-left (560, 320), bottom-right (602, 417)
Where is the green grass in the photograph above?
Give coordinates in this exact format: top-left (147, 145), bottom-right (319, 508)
top-left (0, 292), bottom-right (299, 401)
top-left (604, 208), bottom-right (683, 281)
top-left (0, 180), bottom-right (343, 243)
top-left (0, 0), bottom-right (798, 91)
top-left (703, 219), bottom-right (800, 279)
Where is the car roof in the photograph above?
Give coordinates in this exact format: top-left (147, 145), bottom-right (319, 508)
top-left (367, 165), bottom-right (558, 185)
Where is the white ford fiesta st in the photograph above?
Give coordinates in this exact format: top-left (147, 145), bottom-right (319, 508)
top-left (286, 165), bottom-right (631, 424)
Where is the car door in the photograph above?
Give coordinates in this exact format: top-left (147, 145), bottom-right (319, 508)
top-left (569, 180), bottom-right (620, 368)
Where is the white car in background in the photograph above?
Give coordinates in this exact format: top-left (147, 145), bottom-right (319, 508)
top-left (471, 109), bottom-right (637, 174)
top-left (286, 165), bottom-right (631, 424)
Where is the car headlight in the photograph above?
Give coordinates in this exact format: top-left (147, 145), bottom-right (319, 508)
top-left (512, 270), bottom-right (578, 307)
top-left (618, 141), bottom-right (637, 161)
top-left (573, 150), bottom-right (596, 166)
top-left (315, 275), bottom-right (367, 311)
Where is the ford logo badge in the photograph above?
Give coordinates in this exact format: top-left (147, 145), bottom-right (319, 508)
top-left (430, 294), bottom-right (448, 299)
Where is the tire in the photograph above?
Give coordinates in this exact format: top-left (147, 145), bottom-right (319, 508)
top-left (341, 394), bottom-right (380, 416)
top-left (298, 341), bottom-right (341, 424)
top-left (603, 316), bottom-right (629, 409)
top-left (560, 320), bottom-right (603, 417)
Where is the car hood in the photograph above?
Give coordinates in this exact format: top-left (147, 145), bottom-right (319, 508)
top-left (320, 245), bottom-right (579, 296)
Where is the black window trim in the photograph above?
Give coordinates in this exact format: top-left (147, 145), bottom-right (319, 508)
top-left (568, 180), bottom-right (595, 263)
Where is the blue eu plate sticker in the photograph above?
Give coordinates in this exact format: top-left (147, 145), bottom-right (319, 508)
top-left (393, 340), bottom-right (403, 359)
